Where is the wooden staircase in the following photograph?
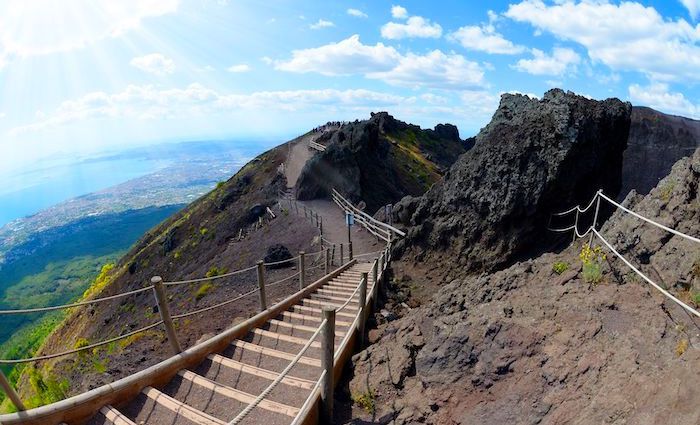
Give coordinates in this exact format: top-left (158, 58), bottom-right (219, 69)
top-left (85, 263), bottom-right (375, 425)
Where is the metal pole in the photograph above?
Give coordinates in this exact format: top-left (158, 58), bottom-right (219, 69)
top-left (324, 248), bottom-right (330, 275)
top-left (299, 251), bottom-right (306, 290)
top-left (572, 209), bottom-right (580, 243)
top-left (321, 307), bottom-right (336, 422)
top-left (340, 244), bottom-right (344, 266)
top-left (589, 191), bottom-right (602, 246)
top-left (0, 369), bottom-right (25, 411)
top-left (331, 244), bottom-right (336, 267)
top-left (151, 276), bottom-right (181, 354)
top-left (358, 273), bottom-right (368, 347)
top-left (256, 260), bottom-right (267, 311)
top-left (349, 241), bottom-right (353, 261)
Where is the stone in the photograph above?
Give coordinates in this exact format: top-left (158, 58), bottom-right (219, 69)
top-left (263, 244), bottom-right (294, 268)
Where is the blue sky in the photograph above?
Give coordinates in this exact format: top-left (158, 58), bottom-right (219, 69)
top-left (1, 0), bottom-right (699, 174)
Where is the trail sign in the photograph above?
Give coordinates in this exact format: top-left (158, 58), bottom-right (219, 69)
top-left (346, 212), bottom-right (355, 226)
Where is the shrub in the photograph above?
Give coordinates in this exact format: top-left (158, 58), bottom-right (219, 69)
top-left (200, 227), bottom-right (208, 236)
top-left (352, 389), bottom-right (376, 415)
top-left (552, 261), bottom-right (569, 275)
top-left (216, 181), bottom-right (225, 189)
top-left (693, 292), bottom-right (700, 306)
top-left (195, 282), bottom-right (214, 300)
top-left (26, 367), bottom-right (69, 408)
top-left (580, 243), bottom-right (606, 285)
top-left (205, 266), bottom-right (228, 278)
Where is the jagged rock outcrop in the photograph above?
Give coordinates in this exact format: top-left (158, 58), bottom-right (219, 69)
top-left (620, 107), bottom-right (700, 198)
top-left (395, 89), bottom-right (632, 273)
top-left (346, 149), bottom-right (700, 425)
top-left (295, 112), bottom-right (468, 213)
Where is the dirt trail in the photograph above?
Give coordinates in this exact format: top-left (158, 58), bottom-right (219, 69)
top-left (284, 134), bottom-right (315, 189)
top-left (282, 133), bottom-right (382, 263)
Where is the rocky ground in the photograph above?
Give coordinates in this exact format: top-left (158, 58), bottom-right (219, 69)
top-left (338, 140), bottom-right (700, 424)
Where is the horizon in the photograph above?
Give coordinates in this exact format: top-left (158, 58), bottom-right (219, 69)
top-left (1, 1), bottom-right (699, 174)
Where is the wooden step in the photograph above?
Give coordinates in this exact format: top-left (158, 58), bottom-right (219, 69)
top-left (142, 386), bottom-right (225, 425)
top-left (278, 311), bottom-right (353, 327)
top-left (99, 406), bottom-right (135, 425)
top-left (251, 328), bottom-right (322, 348)
top-left (177, 370), bottom-right (300, 417)
top-left (301, 298), bottom-right (358, 311)
top-left (207, 354), bottom-right (315, 390)
top-left (231, 340), bottom-right (321, 367)
top-left (309, 293), bottom-right (358, 303)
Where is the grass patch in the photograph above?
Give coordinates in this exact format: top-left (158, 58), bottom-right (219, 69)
top-left (675, 339), bottom-right (689, 357)
top-left (195, 282), bottom-right (214, 300)
top-left (352, 388), bottom-right (376, 415)
top-left (552, 261), bottom-right (569, 275)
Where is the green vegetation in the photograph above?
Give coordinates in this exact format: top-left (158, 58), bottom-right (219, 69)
top-left (80, 263), bottom-right (115, 302)
top-left (195, 282), bottom-right (214, 300)
top-left (25, 366), bottom-right (69, 410)
top-left (205, 266), bottom-right (228, 278)
top-left (352, 388), bottom-right (376, 415)
top-left (675, 338), bottom-right (689, 357)
top-left (552, 261), bottom-right (569, 275)
top-left (580, 244), bottom-right (606, 284)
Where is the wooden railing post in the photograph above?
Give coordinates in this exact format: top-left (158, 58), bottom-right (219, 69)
top-left (324, 248), bottom-right (330, 275)
top-left (303, 205), bottom-right (307, 218)
top-left (256, 260), bottom-right (267, 311)
top-left (294, 201), bottom-right (299, 215)
top-left (321, 306), bottom-right (336, 422)
top-left (0, 369), bottom-right (24, 411)
top-left (358, 272), bottom-right (368, 347)
top-left (372, 260), bottom-right (379, 310)
top-left (151, 276), bottom-right (182, 354)
top-left (339, 244), bottom-right (344, 266)
top-left (299, 251), bottom-right (306, 290)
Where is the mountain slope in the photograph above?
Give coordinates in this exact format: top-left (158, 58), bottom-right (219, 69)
top-left (295, 112), bottom-right (468, 213)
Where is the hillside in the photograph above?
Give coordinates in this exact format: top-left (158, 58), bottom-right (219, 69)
top-left (296, 112), bottom-right (468, 213)
top-left (7, 115), bottom-right (465, 412)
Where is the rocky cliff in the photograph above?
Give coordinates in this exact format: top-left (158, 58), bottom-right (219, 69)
top-left (394, 89), bottom-right (632, 274)
top-left (295, 112), bottom-right (468, 213)
top-left (343, 149), bottom-right (699, 425)
top-left (620, 107), bottom-right (700, 198)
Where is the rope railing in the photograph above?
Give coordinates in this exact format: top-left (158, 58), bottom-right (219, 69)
top-left (592, 229), bottom-right (700, 319)
top-left (262, 256), bottom-right (299, 267)
top-left (290, 369), bottom-right (326, 425)
top-left (228, 319), bottom-right (327, 425)
top-left (331, 188), bottom-right (406, 238)
top-left (163, 265), bottom-right (258, 286)
top-left (0, 285), bottom-right (154, 315)
top-left (550, 189), bottom-right (700, 320)
top-left (0, 320), bottom-right (164, 364)
top-left (171, 287), bottom-right (260, 320)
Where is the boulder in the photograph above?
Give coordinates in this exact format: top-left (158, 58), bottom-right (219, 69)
top-left (263, 244), bottom-right (293, 268)
top-left (395, 89), bottom-right (632, 273)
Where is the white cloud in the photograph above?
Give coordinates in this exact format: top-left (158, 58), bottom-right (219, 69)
top-left (0, 0), bottom-right (178, 57)
top-left (505, 1), bottom-right (700, 82)
top-left (381, 16), bottom-right (442, 39)
top-left (130, 53), bottom-right (176, 76)
top-left (391, 5), bottom-right (408, 19)
top-left (448, 24), bottom-right (525, 54)
top-left (8, 84), bottom-right (417, 135)
top-left (629, 83), bottom-right (699, 118)
top-left (460, 90), bottom-right (501, 116)
top-left (0, 112), bottom-right (6, 119)
top-left (274, 35), bottom-right (400, 76)
top-left (274, 35), bottom-right (485, 89)
top-left (347, 8), bottom-right (368, 18)
top-left (512, 47), bottom-right (580, 76)
top-left (227, 64), bottom-right (251, 73)
top-left (680, 0), bottom-right (700, 20)
top-left (309, 19), bottom-right (334, 29)
top-left (368, 50), bottom-right (485, 89)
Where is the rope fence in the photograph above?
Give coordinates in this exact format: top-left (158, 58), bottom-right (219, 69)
top-left (550, 189), bottom-right (700, 320)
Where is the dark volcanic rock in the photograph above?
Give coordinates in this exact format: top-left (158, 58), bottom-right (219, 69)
top-left (620, 106), bottom-right (700, 198)
top-left (348, 149), bottom-right (700, 425)
top-left (396, 89), bottom-right (632, 273)
top-left (263, 244), bottom-right (293, 268)
top-left (295, 112), bottom-right (468, 212)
